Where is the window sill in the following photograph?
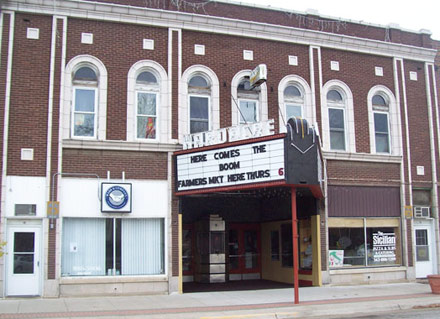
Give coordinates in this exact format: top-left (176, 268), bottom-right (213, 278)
top-left (60, 274), bottom-right (168, 285)
top-left (329, 265), bottom-right (406, 275)
top-left (323, 151), bottom-right (402, 163)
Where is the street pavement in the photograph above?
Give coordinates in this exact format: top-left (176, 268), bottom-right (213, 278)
top-left (0, 282), bottom-right (439, 318)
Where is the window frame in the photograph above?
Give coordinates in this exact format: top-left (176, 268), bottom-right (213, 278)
top-left (328, 217), bottom-right (402, 269)
top-left (321, 81), bottom-right (355, 153)
top-left (188, 93), bottom-right (211, 134)
top-left (64, 55), bottom-right (108, 141)
top-left (72, 86), bottom-right (98, 139)
top-left (135, 90), bottom-right (159, 140)
top-left (367, 86), bottom-right (400, 155)
top-left (373, 110), bottom-right (391, 154)
top-left (327, 89), bottom-right (347, 151)
top-left (238, 98), bottom-right (259, 124)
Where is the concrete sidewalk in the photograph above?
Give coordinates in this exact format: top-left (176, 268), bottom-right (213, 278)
top-left (0, 282), bottom-right (439, 318)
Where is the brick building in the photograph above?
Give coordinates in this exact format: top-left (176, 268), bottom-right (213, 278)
top-left (0, 0), bottom-right (439, 297)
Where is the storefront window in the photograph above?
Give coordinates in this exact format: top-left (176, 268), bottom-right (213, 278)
top-left (62, 218), bottom-right (165, 276)
top-left (328, 218), bottom-right (401, 268)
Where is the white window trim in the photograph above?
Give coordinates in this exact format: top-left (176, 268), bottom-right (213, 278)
top-left (278, 75), bottom-right (313, 133)
top-left (231, 70), bottom-right (268, 127)
top-left (63, 55), bottom-right (107, 141)
top-left (179, 65), bottom-right (220, 141)
top-left (367, 86), bottom-right (401, 155)
top-left (135, 90), bottom-right (159, 141)
top-left (127, 60), bottom-right (169, 143)
top-left (321, 80), bottom-right (356, 153)
top-left (238, 98), bottom-right (259, 124)
top-left (188, 93), bottom-right (211, 133)
top-left (72, 86), bottom-right (98, 139)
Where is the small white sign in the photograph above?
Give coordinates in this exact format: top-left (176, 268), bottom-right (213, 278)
top-left (329, 250), bottom-right (344, 267)
top-left (101, 183), bottom-right (132, 213)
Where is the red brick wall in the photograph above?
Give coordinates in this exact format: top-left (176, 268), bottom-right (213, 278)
top-left (327, 160), bottom-right (401, 187)
top-left (7, 13), bottom-right (53, 177)
top-left (62, 149), bottom-right (168, 180)
top-left (182, 30), bottom-right (310, 130)
top-left (321, 49), bottom-right (395, 154)
top-left (405, 60), bottom-right (433, 184)
top-left (85, 0), bottom-right (431, 48)
top-left (66, 18), bottom-right (169, 141)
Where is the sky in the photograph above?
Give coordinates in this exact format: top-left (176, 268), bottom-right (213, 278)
top-left (233, 0), bottom-right (440, 40)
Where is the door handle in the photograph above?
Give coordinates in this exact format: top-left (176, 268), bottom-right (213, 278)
top-left (37, 261), bottom-right (40, 267)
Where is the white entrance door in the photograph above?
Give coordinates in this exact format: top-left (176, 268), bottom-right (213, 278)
top-left (6, 226), bottom-right (41, 296)
top-left (414, 222), bottom-right (435, 278)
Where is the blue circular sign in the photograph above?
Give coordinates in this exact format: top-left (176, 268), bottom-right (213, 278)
top-left (105, 186), bottom-right (129, 210)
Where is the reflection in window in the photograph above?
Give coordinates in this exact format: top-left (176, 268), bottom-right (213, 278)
top-left (329, 224), bottom-right (401, 268)
top-left (372, 94), bottom-right (390, 153)
top-left (415, 229), bottom-right (429, 262)
top-left (13, 232), bottom-right (35, 274)
top-left (238, 79), bottom-right (259, 124)
top-left (284, 85), bottom-right (303, 120)
top-left (136, 71), bottom-right (158, 139)
top-left (72, 66), bottom-right (98, 138)
top-left (329, 108), bottom-right (345, 150)
top-left (189, 74), bottom-right (211, 133)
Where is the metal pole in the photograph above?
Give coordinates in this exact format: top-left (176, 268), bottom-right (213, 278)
top-left (291, 186), bottom-right (299, 304)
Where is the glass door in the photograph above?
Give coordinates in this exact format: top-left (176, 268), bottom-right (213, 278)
top-left (228, 224), bottom-right (261, 277)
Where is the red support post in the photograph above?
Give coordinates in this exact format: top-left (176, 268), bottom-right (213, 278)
top-left (291, 186), bottom-right (299, 304)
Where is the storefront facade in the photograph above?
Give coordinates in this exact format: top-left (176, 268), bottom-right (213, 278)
top-left (0, 0), bottom-right (439, 297)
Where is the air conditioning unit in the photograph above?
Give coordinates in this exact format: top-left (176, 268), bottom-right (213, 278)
top-left (414, 206), bottom-right (430, 218)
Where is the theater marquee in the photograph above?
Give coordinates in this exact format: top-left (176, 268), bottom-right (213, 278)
top-left (176, 137), bottom-right (285, 192)
top-left (174, 118), bottom-right (323, 198)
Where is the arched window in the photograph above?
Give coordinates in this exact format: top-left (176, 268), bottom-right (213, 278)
top-left (64, 55), bottom-right (107, 141)
top-left (72, 65), bottom-right (99, 138)
top-left (127, 60), bottom-right (168, 143)
top-left (284, 85), bottom-right (304, 120)
top-left (135, 71), bottom-right (159, 139)
top-left (188, 74), bottom-right (211, 133)
top-left (367, 86), bottom-right (400, 155)
top-left (237, 79), bottom-right (260, 124)
top-left (327, 89), bottom-right (346, 151)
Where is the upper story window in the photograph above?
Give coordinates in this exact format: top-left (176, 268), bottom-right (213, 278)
top-left (127, 60), bottom-right (169, 143)
top-left (284, 85), bottom-right (303, 120)
top-left (327, 89), bottom-right (346, 151)
top-left (63, 55), bottom-right (107, 141)
top-left (188, 74), bottom-right (211, 134)
top-left (237, 79), bottom-right (260, 124)
top-left (72, 66), bottom-right (99, 138)
top-left (367, 86), bottom-right (401, 156)
top-left (135, 71), bottom-right (159, 139)
top-left (372, 94), bottom-right (390, 153)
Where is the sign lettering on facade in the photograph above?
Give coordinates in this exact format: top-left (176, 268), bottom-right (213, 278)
top-left (373, 232), bottom-right (396, 263)
top-left (176, 137), bottom-right (285, 192)
top-left (183, 119), bottom-right (275, 150)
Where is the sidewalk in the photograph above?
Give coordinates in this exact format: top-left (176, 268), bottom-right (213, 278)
top-left (0, 282), bottom-right (438, 318)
